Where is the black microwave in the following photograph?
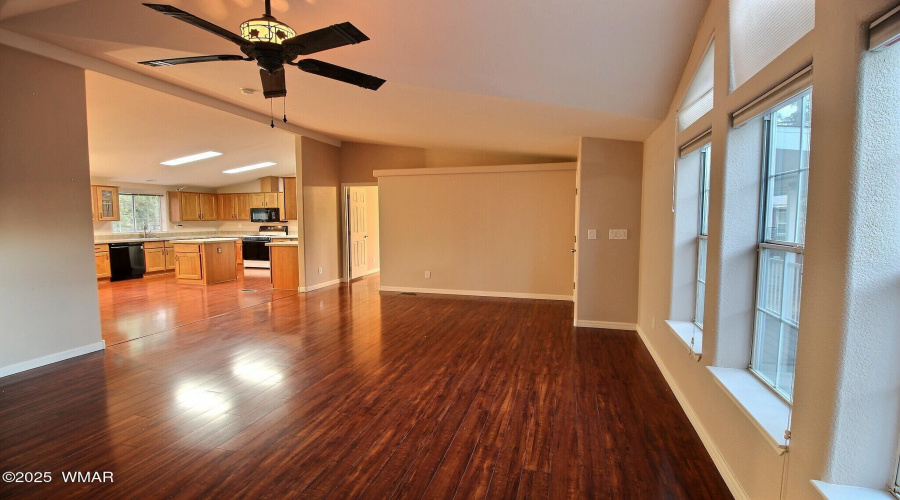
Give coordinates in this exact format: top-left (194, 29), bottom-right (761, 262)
top-left (250, 207), bottom-right (281, 223)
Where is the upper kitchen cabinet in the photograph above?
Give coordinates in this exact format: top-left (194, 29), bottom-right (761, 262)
top-left (93, 185), bottom-right (119, 221)
top-left (282, 177), bottom-right (298, 220)
top-left (217, 194), bottom-right (251, 220)
top-left (168, 191), bottom-right (217, 222)
top-left (248, 192), bottom-right (278, 209)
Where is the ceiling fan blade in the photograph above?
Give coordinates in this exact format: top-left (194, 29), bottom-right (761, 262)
top-left (143, 4), bottom-right (248, 47)
top-left (297, 59), bottom-right (385, 91)
top-left (283, 22), bottom-right (370, 56)
top-left (259, 68), bottom-right (287, 98)
top-left (296, 60), bottom-right (385, 90)
top-left (138, 55), bottom-right (248, 67)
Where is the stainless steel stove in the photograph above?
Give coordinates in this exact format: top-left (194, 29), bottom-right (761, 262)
top-left (242, 225), bottom-right (288, 269)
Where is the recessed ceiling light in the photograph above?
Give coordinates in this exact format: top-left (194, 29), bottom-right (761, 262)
top-left (161, 151), bottom-right (222, 166)
top-left (223, 162), bottom-right (276, 174)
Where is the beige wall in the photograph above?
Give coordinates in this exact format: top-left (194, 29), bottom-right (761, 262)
top-left (575, 137), bottom-right (643, 325)
top-left (377, 164), bottom-right (576, 299)
top-left (0, 45), bottom-right (104, 375)
top-left (340, 141), bottom-right (572, 184)
top-left (300, 136), bottom-right (342, 288)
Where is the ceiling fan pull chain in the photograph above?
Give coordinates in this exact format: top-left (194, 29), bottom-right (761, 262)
top-left (270, 99), bottom-right (275, 128)
top-left (283, 98), bottom-right (288, 123)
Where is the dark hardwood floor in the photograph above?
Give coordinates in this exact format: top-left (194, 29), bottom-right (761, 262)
top-left (0, 274), bottom-right (732, 499)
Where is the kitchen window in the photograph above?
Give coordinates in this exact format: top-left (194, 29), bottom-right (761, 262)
top-left (695, 145), bottom-right (711, 328)
top-left (750, 89), bottom-right (811, 402)
top-left (113, 194), bottom-right (163, 233)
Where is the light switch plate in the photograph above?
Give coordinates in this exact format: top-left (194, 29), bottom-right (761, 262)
top-left (587, 229), bottom-right (597, 240)
top-left (425, 271), bottom-right (431, 278)
top-left (609, 229), bottom-right (628, 240)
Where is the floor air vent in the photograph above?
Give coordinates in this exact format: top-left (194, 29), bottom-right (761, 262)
top-left (240, 289), bottom-right (257, 293)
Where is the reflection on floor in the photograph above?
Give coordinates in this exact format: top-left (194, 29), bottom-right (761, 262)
top-left (2, 274), bottom-right (731, 499)
top-left (98, 267), bottom-right (294, 345)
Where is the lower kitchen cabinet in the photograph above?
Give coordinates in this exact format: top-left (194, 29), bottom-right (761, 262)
top-left (174, 248), bottom-right (203, 281)
top-left (144, 242), bottom-right (167, 273)
top-left (236, 240), bottom-right (243, 265)
top-left (165, 241), bottom-right (175, 270)
top-left (94, 244), bottom-right (110, 279)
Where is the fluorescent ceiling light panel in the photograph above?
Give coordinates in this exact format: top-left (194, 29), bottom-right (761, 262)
top-left (223, 162), bottom-right (276, 174)
top-left (160, 151), bottom-right (222, 166)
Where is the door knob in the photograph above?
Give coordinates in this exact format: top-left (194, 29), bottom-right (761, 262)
top-left (571, 249), bottom-right (576, 253)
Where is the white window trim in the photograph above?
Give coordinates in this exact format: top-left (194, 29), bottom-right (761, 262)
top-left (708, 366), bottom-right (791, 454)
top-left (114, 193), bottom-right (164, 234)
top-left (666, 320), bottom-right (702, 358)
top-left (811, 480), bottom-right (894, 500)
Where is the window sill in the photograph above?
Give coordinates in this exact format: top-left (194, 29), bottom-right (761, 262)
top-left (811, 480), bottom-right (895, 500)
top-left (665, 320), bottom-right (703, 357)
top-left (708, 366), bottom-right (791, 455)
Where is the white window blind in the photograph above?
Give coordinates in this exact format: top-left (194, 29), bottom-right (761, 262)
top-left (679, 40), bottom-right (715, 131)
top-left (729, 0), bottom-right (814, 90)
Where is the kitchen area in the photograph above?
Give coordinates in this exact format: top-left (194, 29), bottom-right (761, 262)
top-left (84, 71), bottom-right (311, 345)
top-left (92, 177), bottom-right (300, 287)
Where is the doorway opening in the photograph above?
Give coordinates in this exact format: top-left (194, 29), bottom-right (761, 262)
top-left (342, 183), bottom-right (380, 282)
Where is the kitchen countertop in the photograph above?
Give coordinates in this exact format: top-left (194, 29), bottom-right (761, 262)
top-left (172, 238), bottom-right (241, 244)
top-left (265, 242), bottom-right (299, 247)
top-left (95, 235), bottom-right (299, 244)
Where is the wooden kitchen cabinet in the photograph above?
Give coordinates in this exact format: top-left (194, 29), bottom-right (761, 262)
top-left (200, 194), bottom-right (217, 220)
top-left (169, 192), bottom-right (217, 222)
top-left (164, 240), bottom-right (175, 270)
top-left (236, 240), bottom-right (243, 265)
top-left (144, 241), bottom-right (167, 273)
top-left (94, 244), bottom-right (110, 279)
top-left (248, 192), bottom-right (279, 209)
top-left (173, 245), bottom-right (203, 281)
top-left (282, 177), bottom-right (298, 220)
top-left (94, 186), bottom-right (119, 221)
top-left (234, 194), bottom-right (250, 220)
top-left (173, 240), bottom-right (237, 284)
top-left (217, 194), bottom-right (251, 220)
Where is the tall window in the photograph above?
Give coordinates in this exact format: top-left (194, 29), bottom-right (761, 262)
top-left (695, 145), bottom-right (711, 328)
top-left (750, 89), bottom-right (811, 401)
top-left (113, 194), bottom-right (163, 233)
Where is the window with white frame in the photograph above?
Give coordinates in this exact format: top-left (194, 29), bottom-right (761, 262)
top-left (750, 89), bottom-right (811, 401)
top-left (113, 194), bottom-right (163, 233)
top-left (694, 145), bottom-right (711, 328)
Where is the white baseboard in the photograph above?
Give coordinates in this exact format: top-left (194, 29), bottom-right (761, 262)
top-left (634, 326), bottom-right (749, 500)
top-left (303, 279), bottom-right (341, 292)
top-left (379, 286), bottom-right (573, 302)
top-left (574, 320), bottom-right (637, 330)
top-left (0, 340), bottom-right (106, 379)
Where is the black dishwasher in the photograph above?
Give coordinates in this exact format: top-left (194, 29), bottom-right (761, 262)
top-left (109, 242), bottom-right (146, 281)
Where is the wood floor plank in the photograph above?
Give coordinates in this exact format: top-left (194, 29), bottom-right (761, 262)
top-left (0, 274), bottom-right (733, 500)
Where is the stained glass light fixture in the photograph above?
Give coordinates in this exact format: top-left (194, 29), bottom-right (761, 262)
top-left (240, 16), bottom-right (296, 44)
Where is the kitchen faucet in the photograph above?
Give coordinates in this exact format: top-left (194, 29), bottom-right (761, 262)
top-left (142, 222), bottom-right (153, 239)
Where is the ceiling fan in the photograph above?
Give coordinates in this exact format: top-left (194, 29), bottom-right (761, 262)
top-left (138, 1), bottom-right (385, 100)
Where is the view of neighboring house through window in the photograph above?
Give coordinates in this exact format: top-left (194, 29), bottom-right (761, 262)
top-left (113, 194), bottom-right (163, 233)
top-left (695, 145), bottom-right (711, 328)
top-left (750, 89), bottom-right (811, 401)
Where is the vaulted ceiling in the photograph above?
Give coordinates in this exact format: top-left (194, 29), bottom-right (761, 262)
top-left (1, 0), bottom-right (708, 156)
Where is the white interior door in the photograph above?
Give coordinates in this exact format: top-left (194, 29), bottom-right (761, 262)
top-left (349, 187), bottom-right (368, 279)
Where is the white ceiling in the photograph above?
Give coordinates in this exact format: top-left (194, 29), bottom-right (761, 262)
top-left (1, 0), bottom-right (708, 158)
top-left (86, 71), bottom-right (297, 188)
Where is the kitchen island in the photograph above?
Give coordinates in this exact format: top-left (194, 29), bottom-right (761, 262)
top-left (172, 238), bottom-right (239, 285)
top-left (266, 241), bottom-right (300, 291)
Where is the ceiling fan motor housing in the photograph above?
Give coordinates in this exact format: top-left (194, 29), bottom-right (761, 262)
top-left (242, 43), bottom-right (293, 74)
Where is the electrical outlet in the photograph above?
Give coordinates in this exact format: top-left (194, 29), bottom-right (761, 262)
top-left (425, 271), bottom-right (431, 278)
top-left (587, 229), bottom-right (597, 240)
top-left (609, 229), bottom-right (628, 240)
top-left (318, 267), bottom-right (323, 275)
